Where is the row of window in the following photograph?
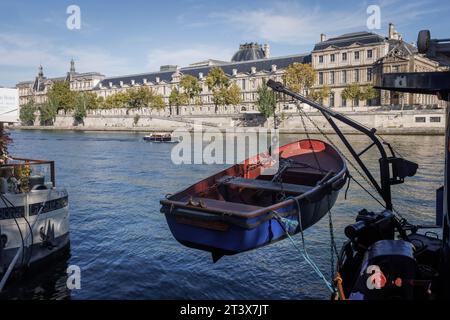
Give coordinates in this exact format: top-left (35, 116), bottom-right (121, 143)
top-left (415, 116), bottom-right (442, 123)
top-left (318, 68), bottom-right (373, 85)
top-left (318, 49), bottom-right (374, 64)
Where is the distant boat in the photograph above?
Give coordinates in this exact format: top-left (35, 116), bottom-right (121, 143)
top-left (160, 139), bottom-right (348, 261)
top-left (143, 133), bottom-right (178, 143)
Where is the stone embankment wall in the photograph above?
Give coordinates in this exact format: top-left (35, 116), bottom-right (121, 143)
top-left (15, 106), bottom-right (446, 135)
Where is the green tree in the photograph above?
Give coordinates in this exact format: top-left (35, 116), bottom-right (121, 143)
top-left (180, 75), bottom-right (202, 105)
top-left (19, 101), bottom-right (36, 126)
top-left (359, 86), bottom-right (379, 105)
top-left (226, 83), bottom-right (242, 106)
top-left (104, 91), bottom-right (130, 109)
top-left (72, 92), bottom-right (93, 124)
top-left (169, 88), bottom-right (188, 116)
top-left (256, 82), bottom-right (277, 119)
top-left (39, 97), bottom-right (58, 126)
top-left (309, 85), bottom-right (331, 103)
top-left (205, 67), bottom-right (230, 113)
top-left (47, 81), bottom-right (76, 112)
top-left (283, 63), bottom-right (317, 94)
top-left (127, 87), bottom-right (153, 110)
top-left (151, 94), bottom-right (165, 109)
top-left (341, 84), bottom-right (362, 107)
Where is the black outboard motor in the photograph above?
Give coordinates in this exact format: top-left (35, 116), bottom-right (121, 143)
top-left (348, 240), bottom-right (417, 300)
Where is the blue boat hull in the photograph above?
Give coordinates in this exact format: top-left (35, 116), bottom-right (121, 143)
top-left (162, 190), bottom-right (339, 256)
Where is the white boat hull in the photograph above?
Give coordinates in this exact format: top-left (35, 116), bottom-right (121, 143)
top-left (0, 188), bottom-right (70, 274)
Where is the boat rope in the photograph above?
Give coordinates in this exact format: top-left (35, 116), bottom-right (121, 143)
top-left (295, 107), bottom-right (413, 234)
top-left (298, 105), bottom-right (339, 286)
top-left (327, 195), bottom-right (339, 282)
top-left (0, 194), bottom-right (25, 267)
top-left (0, 190), bottom-right (52, 292)
top-left (0, 193), bottom-right (34, 266)
top-left (273, 206), bottom-right (335, 293)
top-left (296, 106), bottom-right (381, 202)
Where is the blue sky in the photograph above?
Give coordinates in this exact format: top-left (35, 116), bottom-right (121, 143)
top-left (1, 0), bottom-right (449, 87)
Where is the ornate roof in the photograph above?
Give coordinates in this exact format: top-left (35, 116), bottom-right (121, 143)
top-left (231, 43), bottom-right (266, 62)
top-left (95, 53), bottom-right (311, 89)
top-left (313, 32), bottom-right (386, 51)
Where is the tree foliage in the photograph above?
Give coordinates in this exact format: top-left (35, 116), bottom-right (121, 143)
top-left (341, 84), bottom-right (378, 105)
top-left (205, 67), bottom-right (241, 112)
top-left (19, 101), bottom-right (36, 126)
top-left (309, 85), bottom-right (331, 103)
top-left (359, 86), bottom-right (378, 101)
top-left (101, 88), bottom-right (164, 110)
top-left (256, 82), bottom-right (277, 119)
top-left (47, 81), bottom-right (76, 112)
top-left (39, 97), bottom-right (58, 126)
top-left (341, 84), bottom-right (362, 101)
top-left (283, 63), bottom-right (316, 94)
top-left (226, 83), bottom-right (242, 106)
top-left (180, 75), bottom-right (202, 105)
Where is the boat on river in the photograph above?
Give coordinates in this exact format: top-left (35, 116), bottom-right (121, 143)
top-left (160, 139), bottom-right (348, 260)
top-left (143, 133), bottom-right (178, 143)
top-left (0, 157), bottom-right (69, 287)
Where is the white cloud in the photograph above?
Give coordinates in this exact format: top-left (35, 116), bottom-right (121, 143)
top-left (0, 33), bottom-right (135, 86)
top-left (147, 46), bottom-right (234, 71)
top-left (211, 0), bottom-right (443, 45)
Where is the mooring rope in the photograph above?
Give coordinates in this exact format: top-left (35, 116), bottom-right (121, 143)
top-left (272, 199), bottom-right (335, 293)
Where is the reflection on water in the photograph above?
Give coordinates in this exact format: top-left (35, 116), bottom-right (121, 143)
top-left (1, 130), bottom-right (445, 300)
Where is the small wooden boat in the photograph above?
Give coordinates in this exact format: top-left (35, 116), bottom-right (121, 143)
top-left (160, 139), bottom-right (348, 260)
top-left (143, 133), bottom-right (177, 143)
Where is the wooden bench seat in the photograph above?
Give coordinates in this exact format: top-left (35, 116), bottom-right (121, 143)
top-left (217, 175), bottom-right (313, 195)
top-left (182, 196), bottom-right (263, 215)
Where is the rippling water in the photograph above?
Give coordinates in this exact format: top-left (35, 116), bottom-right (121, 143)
top-left (1, 130), bottom-right (445, 300)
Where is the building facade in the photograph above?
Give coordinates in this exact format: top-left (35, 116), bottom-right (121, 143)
top-left (16, 59), bottom-right (105, 106)
top-left (312, 24), bottom-right (444, 108)
top-left (16, 24), bottom-right (446, 114)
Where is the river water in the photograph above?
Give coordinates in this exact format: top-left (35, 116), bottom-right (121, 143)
top-left (1, 130), bottom-right (445, 299)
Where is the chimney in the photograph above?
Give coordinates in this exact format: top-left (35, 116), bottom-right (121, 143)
top-left (251, 67), bottom-right (256, 74)
top-left (388, 23), bottom-right (395, 39)
top-left (232, 69), bottom-right (238, 76)
top-left (320, 34), bottom-right (326, 42)
top-left (99, 83), bottom-right (103, 89)
top-left (199, 72), bottom-right (203, 79)
top-left (155, 77), bottom-right (160, 83)
top-left (131, 79), bottom-right (135, 85)
top-left (109, 82), bottom-right (113, 88)
top-left (271, 64), bottom-right (277, 72)
top-left (263, 44), bottom-right (270, 58)
top-left (119, 81), bottom-right (124, 87)
top-left (143, 78), bottom-right (147, 84)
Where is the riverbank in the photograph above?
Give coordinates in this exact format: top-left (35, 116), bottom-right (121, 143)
top-left (16, 108), bottom-right (446, 135)
top-left (12, 125), bottom-right (445, 135)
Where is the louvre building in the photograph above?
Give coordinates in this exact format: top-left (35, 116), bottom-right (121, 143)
top-left (16, 24), bottom-right (446, 112)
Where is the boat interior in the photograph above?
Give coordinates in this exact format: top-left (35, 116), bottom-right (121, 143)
top-left (167, 140), bottom-right (344, 217)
